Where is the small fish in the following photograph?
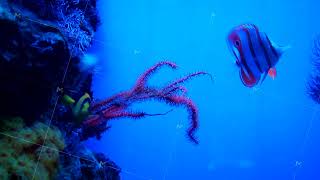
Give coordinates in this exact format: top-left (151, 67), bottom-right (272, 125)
top-left (62, 94), bottom-right (76, 105)
top-left (227, 24), bottom-right (290, 87)
top-left (62, 93), bottom-right (91, 123)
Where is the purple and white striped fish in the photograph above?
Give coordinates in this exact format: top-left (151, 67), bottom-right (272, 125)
top-left (227, 24), bottom-right (289, 87)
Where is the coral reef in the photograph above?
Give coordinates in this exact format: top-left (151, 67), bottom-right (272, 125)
top-left (0, 117), bottom-right (120, 180)
top-left (0, 1), bottom-right (68, 121)
top-left (81, 61), bottom-right (210, 144)
top-left (0, 0), bottom-right (120, 179)
top-left (0, 117), bottom-right (65, 180)
top-left (0, 0), bottom-right (97, 121)
top-left (57, 132), bottom-right (121, 180)
top-left (308, 35), bottom-right (320, 103)
top-left (9, 0), bottom-right (99, 57)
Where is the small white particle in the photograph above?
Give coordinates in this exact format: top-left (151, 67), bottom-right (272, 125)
top-left (176, 123), bottom-right (183, 129)
top-left (133, 49), bottom-right (141, 55)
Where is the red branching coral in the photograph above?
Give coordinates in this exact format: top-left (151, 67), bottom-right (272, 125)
top-left (83, 61), bottom-right (210, 144)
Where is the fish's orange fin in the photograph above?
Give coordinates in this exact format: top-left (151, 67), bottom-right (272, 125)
top-left (268, 68), bottom-right (277, 80)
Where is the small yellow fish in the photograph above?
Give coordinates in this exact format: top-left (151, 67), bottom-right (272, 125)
top-left (62, 94), bottom-right (76, 105)
top-left (62, 93), bottom-right (91, 124)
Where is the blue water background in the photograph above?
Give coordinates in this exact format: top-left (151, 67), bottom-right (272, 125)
top-left (85, 0), bottom-right (320, 179)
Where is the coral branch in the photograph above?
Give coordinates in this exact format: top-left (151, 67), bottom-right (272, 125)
top-left (81, 61), bottom-right (209, 144)
top-left (162, 96), bottom-right (199, 144)
top-left (135, 61), bottom-right (177, 90)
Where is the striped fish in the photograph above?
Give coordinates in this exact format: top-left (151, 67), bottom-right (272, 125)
top-left (62, 93), bottom-right (91, 124)
top-left (227, 24), bottom-right (290, 87)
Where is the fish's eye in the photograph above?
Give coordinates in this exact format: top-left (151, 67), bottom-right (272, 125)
top-left (235, 40), bottom-right (240, 47)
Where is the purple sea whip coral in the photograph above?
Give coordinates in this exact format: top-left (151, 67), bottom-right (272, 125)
top-left (82, 61), bottom-right (210, 144)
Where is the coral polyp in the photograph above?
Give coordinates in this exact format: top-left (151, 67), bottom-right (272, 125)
top-left (81, 61), bottom-right (210, 144)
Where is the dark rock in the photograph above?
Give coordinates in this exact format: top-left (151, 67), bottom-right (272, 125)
top-left (0, 1), bottom-right (69, 121)
top-left (0, 0), bottom-right (98, 121)
top-left (57, 132), bottom-right (121, 180)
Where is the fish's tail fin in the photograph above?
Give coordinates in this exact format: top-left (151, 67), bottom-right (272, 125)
top-left (278, 45), bottom-right (291, 55)
top-left (271, 39), bottom-right (291, 57)
top-left (276, 44), bottom-right (291, 57)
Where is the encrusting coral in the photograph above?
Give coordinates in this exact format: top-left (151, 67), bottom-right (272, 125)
top-left (0, 117), bottom-right (65, 180)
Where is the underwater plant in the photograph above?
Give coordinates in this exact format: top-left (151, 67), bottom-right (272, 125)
top-left (81, 61), bottom-right (210, 144)
top-left (307, 35), bottom-right (320, 103)
top-left (0, 117), bottom-right (65, 180)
